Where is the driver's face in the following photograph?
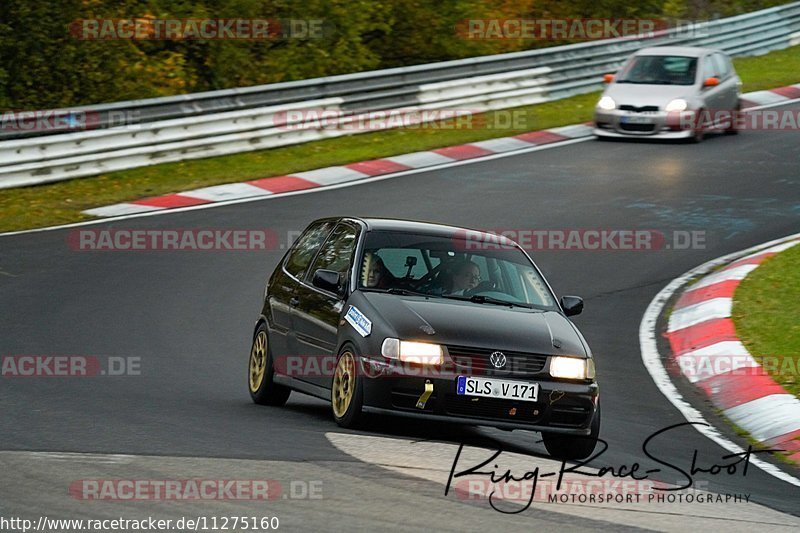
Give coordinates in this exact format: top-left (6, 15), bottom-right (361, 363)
top-left (454, 265), bottom-right (480, 291)
top-left (366, 263), bottom-right (383, 287)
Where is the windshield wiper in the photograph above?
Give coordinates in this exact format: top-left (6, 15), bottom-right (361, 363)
top-left (362, 287), bottom-right (438, 297)
top-left (444, 294), bottom-right (529, 308)
top-left (387, 287), bottom-right (434, 297)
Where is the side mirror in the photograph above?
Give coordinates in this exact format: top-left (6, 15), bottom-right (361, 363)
top-left (312, 269), bottom-right (341, 293)
top-left (603, 73), bottom-right (614, 83)
top-left (560, 295), bottom-right (584, 317)
top-left (703, 77), bottom-right (719, 87)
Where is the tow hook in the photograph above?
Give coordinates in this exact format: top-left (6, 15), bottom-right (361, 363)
top-left (416, 379), bottom-right (434, 409)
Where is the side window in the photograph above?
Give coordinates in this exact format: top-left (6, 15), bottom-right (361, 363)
top-left (717, 54), bottom-right (732, 78)
top-left (711, 54), bottom-right (727, 79)
top-left (722, 54), bottom-right (735, 77)
top-left (284, 220), bottom-right (335, 280)
top-left (308, 223), bottom-right (358, 288)
top-left (701, 56), bottom-right (716, 79)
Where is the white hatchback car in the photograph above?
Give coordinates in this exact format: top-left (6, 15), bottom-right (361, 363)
top-left (593, 46), bottom-right (742, 142)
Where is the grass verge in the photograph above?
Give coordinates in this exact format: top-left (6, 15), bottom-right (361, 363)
top-left (732, 241), bottom-right (800, 399)
top-left (1, 45), bottom-right (799, 233)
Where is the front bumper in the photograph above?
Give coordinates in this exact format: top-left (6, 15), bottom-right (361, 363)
top-left (359, 358), bottom-right (599, 434)
top-left (594, 108), bottom-right (697, 139)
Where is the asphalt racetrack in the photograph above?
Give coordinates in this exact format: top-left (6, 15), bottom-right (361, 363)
top-left (1, 101), bottom-right (799, 531)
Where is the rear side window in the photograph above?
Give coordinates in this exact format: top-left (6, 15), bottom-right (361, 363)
top-left (284, 220), bottom-right (336, 279)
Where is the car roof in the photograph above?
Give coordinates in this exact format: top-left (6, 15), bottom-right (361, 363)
top-left (634, 46), bottom-right (718, 58)
top-left (340, 217), bottom-right (515, 244)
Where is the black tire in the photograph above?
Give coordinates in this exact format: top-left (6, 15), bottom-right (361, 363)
top-left (542, 402), bottom-right (601, 460)
top-left (690, 109), bottom-right (706, 143)
top-left (725, 103), bottom-right (740, 135)
top-left (331, 345), bottom-right (365, 428)
top-left (248, 323), bottom-right (291, 406)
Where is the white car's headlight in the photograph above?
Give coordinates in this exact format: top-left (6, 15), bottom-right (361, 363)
top-left (665, 99), bottom-right (688, 112)
top-left (597, 96), bottom-right (616, 111)
top-left (550, 356), bottom-right (595, 380)
top-left (381, 338), bottom-right (443, 365)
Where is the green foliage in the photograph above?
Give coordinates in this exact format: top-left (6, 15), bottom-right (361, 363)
top-left (733, 243), bottom-right (800, 398)
top-left (0, 0), bottom-right (795, 108)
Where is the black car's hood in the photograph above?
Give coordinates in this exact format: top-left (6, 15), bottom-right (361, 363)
top-left (360, 292), bottom-right (587, 357)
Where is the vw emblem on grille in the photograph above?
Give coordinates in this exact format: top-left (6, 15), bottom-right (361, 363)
top-left (489, 351), bottom-right (507, 369)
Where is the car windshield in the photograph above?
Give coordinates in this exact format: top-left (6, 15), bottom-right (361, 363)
top-left (616, 55), bottom-right (697, 86)
top-left (358, 230), bottom-right (557, 310)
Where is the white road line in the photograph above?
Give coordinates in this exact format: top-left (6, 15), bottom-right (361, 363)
top-left (752, 240), bottom-right (800, 255)
top-left (5, 450), bottom-right (137, 464)
top-left (639, 232), bottom-right (800, 488)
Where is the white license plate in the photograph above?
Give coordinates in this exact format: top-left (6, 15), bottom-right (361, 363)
top-left (621, 115), bottom-right (652, 124)
top-left (456, 376), bottom-right (538, 402)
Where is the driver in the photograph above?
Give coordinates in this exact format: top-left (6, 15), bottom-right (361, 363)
top-left (362, 252), bottom-right (393, 289)
top-left (447, 260), bottom-right (481, 295)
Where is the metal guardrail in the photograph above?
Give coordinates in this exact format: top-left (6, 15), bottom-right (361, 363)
top-left (1, 2), bottom-right (798, 189)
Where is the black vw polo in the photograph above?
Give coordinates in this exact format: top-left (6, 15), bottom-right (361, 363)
top-left (248, 217), bottom-right (600, 459)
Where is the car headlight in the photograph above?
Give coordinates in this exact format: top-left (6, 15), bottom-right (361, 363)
top-left (597, 96), bottom-right (616, 111)
top-left (550, 356), bottom-right (595, 380)
top-left (381, 338), bottom-right (443, 365)
top-left (664, 99), bottom-right (688, 112)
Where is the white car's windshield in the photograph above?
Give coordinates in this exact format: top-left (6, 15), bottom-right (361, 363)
top-left (358, 231), bottom-right (557, 310)
top-left (616, 55), bottom-right (697, 85)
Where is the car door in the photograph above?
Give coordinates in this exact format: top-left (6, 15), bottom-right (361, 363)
top-left (716, 53), bottom-right (741, 111)
top-left (293, 221), bottom-right (359, 388)
top-left (267, 219), bottom-right (336, 362)
top-left (699, 54), bottom-right (726, 120)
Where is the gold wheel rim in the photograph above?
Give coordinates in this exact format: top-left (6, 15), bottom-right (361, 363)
top-left (332, 351), bottom-right (356, 418)
top-left (249, 331), bottom-right (267, 393)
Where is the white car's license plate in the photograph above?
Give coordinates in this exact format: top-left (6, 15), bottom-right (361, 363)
top-left (456, 376), bottom-right (538, 402)
top-left (621, 115), bottom-right (652, 124)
